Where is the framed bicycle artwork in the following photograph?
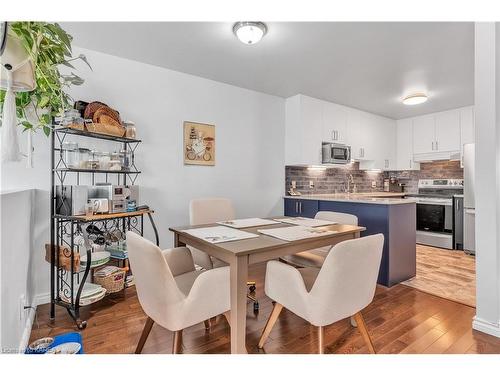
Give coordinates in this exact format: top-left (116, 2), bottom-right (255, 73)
top-left (183, 121), bottom-right (216, 166)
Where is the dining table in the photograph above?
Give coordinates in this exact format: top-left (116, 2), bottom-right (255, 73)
top-left (169, 217), bottom-right (366, 354)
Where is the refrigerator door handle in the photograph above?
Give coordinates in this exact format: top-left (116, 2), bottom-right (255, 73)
top-left (464, 208), bottom-right (475, 215)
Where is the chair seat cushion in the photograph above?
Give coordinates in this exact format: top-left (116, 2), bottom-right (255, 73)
top-left (174, 269), bottom-right (205, 296)
top-left (298, 267), bottom-right (321, 292)
top-left (281, 246), bottom-right (330, 268)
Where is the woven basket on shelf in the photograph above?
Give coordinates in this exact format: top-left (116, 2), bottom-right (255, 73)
top-left (94, 267), bottom-right (127, 294)
top-left (85, 122), bottom-right (126, 137)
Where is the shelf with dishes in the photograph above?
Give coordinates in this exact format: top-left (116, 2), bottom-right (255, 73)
top-left (50, 102), bottom-right (158, 329)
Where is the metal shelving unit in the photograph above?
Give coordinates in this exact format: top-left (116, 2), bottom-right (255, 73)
top-left (49, 126), bottom-right (159, 329)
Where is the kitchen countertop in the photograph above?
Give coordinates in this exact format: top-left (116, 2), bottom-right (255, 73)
top-left (284, 192), bottom-right (416, 205)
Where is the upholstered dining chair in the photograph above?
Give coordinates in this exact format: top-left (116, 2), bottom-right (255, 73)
top-left (127, 231), bottom-right (230, 354)
top-left (189, 198), bottom-right (235, 270)
top-left (189, 198), bottom-right (258, 308)
top-left (259, 234), bottom-right (384, 354)
top-left (281, 211), bottom-right (359, 268)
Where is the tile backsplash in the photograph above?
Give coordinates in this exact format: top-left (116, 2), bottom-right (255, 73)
top-left (285, 162), bottom-right (385, 195)
top-left (285, 160), bottom-right (463, 195)
top-left (385, 160), bottom-right (463, 194)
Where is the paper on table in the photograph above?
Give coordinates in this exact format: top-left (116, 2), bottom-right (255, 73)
top-left (217, 218), bottom-right (278, 229)
top-left (181, 225), bottom-right (259, 244)
top-left (274, 217), bottom-right (337, 227)
top-left (258, 225), bottom-right (338, 242)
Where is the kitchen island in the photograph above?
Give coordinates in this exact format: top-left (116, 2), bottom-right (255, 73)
top-left (284, 193), bottom-right (416, 287)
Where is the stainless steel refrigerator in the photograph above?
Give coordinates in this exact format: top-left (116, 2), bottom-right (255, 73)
top-left (463, 143), bottom-right (475, 253)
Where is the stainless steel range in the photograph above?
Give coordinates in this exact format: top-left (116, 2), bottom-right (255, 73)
top-left (407, 179), bottom-right (464, 249)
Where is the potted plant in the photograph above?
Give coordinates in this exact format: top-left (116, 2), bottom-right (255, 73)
top-left (0, 22), bottom-right (91, 136)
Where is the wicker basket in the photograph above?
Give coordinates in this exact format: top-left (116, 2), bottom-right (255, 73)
top-left (85, 122), bottom-right (126, 137)
top-left (94, 267), bottom-right (127, 294)
top-left (45, 244), bottom-right (80, 272)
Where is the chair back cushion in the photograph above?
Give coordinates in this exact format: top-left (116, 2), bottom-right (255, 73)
top-left (315, 211), bottom-right (358, 225)
top-left (126, 232), bottom-right (184, 323)
top-left (309, 234), bottom-right (384, 326)
top-left (189, 198), bottom-right (235, 225)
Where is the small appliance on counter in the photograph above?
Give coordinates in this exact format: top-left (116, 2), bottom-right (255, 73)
top-left (384, 176), bottom-right (406, 193)
top-left (287, 180), bottom-right (301, 196)
top-left (56, 185), bottom-right (89, 216)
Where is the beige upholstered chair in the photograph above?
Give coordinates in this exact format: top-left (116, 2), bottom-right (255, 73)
top-left (281, 211), bottom-right (359, 268)
top-left (127, 231), bottom-right (230, 354)
top-left (259, 234), bottom-right (384, 354)
top-left (189, 198), bottom-right (235, 270)
top-left (189, 198), bottom-right (258, 307)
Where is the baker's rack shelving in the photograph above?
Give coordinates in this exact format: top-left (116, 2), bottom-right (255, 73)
top-left (50, 125), bottom-right (159, 329)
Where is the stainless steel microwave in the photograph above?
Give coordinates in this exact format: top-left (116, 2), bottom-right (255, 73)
top-left (322, 142), bottom-right (351, 164)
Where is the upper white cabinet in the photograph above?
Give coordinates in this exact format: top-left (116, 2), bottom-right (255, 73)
top-left (412, 109), bottom-right (462, 161)
top-left (285, 95), bottom-right (323, 165)
top-left (396, 119), bottom-right (420, 170)
top-left (322, 102), bottom-right (349, 144)
top-left (285, 94), bottom-right (397, 169)
top-left (434, 110), bottom-right (461, 152)
top-left (459, 106), bottom-right (475, 167)
top-left (412, 114), bottom-right (435, 154)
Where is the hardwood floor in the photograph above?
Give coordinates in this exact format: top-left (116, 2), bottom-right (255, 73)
top-left (30, 262), bottom-right (500, 354)
top-left (401, 245), bottom-right (476, 307)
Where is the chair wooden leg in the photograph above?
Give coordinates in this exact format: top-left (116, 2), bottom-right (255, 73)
top-left (354, 312), bottom-right (376, 354)
top-left (135, 316), bottom-right (154, 354)
top-left (172, 330), bottom-right (183, 354)
top-left (258, 302), bottom-right (283, 348)
top-left (318, 326), bottom-right (325, 354)
top-left (204, 319), bottom-right (211, 330)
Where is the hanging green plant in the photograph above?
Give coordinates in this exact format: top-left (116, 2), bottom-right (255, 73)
top-left (0, 22), bottom-right (91, 136)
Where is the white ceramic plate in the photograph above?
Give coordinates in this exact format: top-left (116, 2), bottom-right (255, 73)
top-left (80, 251), bottom-right (111, 267)
top-left (46, 342), bottom-right (81, 354)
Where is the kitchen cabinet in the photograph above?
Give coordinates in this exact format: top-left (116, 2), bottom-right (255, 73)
top-left (412, 109), bottom-right (461, 161)
top-left (284, 198), bottom-right (318, 218)
top-left (322, 102), bottom-right (349, 144)
top-left (412, 114), bottom-right (435, 154)
top-left (285, 95), bottom-right (323, 165)
top-left (460, 106), bottom-right (475, 167)
top-left (434, 110), bottom-right (461, 152)
top-left (396, 119), bottom-right (420, 170)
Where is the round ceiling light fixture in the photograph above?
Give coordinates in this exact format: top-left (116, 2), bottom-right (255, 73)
top-left (402, 93), bottom-right (428, 105)
top-left (233, 22), bottom-right (267, 45)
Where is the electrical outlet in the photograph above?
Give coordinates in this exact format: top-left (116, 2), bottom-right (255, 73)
top-left (371, 181), bottom-right (377, 188)
top-left (309, 180), bottom-right (314, 189)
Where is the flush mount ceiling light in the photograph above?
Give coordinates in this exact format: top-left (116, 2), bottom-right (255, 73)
top-left (402, 93), bottom-right (428, 105)
top-left (233, 22), bottom-right (267, 45)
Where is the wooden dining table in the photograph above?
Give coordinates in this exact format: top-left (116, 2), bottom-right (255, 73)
top-left (169, 217), bottom-right (365, 354)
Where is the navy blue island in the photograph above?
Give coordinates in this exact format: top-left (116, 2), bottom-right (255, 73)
top-left (284, 194), bottom-right (416, 287)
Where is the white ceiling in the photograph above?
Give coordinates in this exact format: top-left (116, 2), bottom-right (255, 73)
top-left (62, 22), bottom-right (474, 119)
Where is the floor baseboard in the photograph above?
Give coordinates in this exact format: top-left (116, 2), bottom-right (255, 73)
top-left (472, 316), bottom-right (500, 338)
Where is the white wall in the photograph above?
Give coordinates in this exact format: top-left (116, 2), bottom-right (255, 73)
top-left (0, 47), bottom-right (285, 349)
top-left (472, 22), bottom-right (500, 337)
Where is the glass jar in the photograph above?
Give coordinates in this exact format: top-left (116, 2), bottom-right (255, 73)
top-left (78, 148), bottom-right (91, 169)
top-left (87, 150), bottom-right (100, 169)
top-left (123, 121), bottom-right (136, 139)
top-left (119, 149), bottom-right (132, 170)
top-left (95, 151), bottom-right (111, 170)
top-left (62, 141), bottom-right (79, 168)
top-left (110, 152), bottom-right (123, 170)
top-left (61, 109), bottom-right (84, 128)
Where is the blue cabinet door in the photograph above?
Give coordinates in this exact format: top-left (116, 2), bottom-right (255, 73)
top-left (284, 199), bottom-right (318, 218)
top-left (300, 200), bottom-right (319, 218)
top-left (284, 199), bottom-right (301, 217)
